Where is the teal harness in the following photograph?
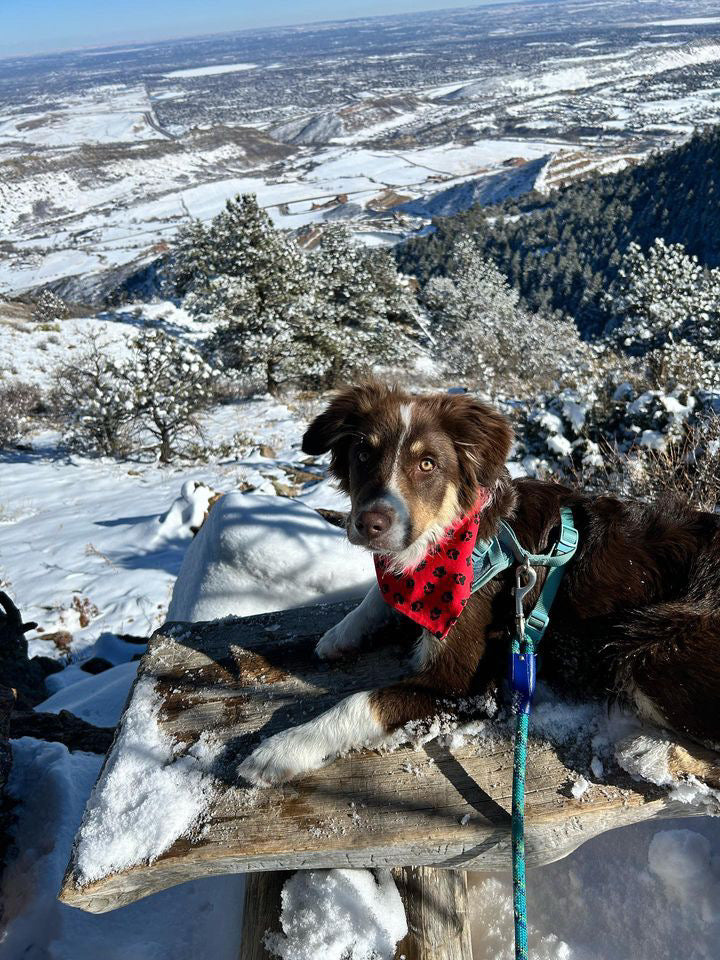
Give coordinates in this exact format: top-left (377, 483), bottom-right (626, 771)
top-left (470, 507), bottom-right (579, 960)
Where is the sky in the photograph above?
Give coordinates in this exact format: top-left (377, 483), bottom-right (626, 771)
top-left (0, 0), bottom-right (498, 57)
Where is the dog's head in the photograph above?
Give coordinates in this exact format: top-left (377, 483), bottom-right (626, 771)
top-left (302, 383), bottom-right (513, 567)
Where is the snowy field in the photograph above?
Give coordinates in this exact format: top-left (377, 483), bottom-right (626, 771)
top-left (1, 304), bottom-right (719, 959)
top-left (5, 0), bottom-right (720, 299)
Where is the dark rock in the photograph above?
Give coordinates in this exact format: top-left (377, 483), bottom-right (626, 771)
top-left (0, 686), bottom-right (15, 924)
top-left (80, 657), bottom-right (113, 676)
top-left (10, 709), bottom-right (114, 754)
top-left (0, 591), bottom-right (51, 709)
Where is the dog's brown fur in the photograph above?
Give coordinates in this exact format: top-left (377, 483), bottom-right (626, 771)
top-left (304, 382), bottom-right (720, 746)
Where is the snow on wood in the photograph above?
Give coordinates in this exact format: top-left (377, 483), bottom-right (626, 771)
top-left (59, 600), bottom-right (717, 915)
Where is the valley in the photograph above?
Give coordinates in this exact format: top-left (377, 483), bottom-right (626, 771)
top-left (2, 0), bottom-right (720, 300)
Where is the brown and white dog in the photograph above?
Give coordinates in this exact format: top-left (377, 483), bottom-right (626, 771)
top-left (238, 382), bottom-right (720, 786)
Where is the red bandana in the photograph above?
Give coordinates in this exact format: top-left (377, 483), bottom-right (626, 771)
top-left (374, 491), bottom-right (490, 639)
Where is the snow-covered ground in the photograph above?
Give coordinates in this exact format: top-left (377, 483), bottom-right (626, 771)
top-left (2, 304), bottom-right (719, 959)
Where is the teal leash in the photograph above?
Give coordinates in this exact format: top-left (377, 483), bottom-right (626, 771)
top-left (472, 506), bottom-right (579, 960)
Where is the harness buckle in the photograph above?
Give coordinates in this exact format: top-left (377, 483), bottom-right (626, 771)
top-left (513, 559), bottom-right (537, 641)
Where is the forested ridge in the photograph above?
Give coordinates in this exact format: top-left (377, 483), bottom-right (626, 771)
top-left (396, 127), bottom-right (720, 336)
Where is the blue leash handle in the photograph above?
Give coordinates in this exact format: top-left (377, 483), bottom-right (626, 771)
top-left (512, 707), bottom-right (531, 960)
top-left (510, 654), bottom-right (535, 960)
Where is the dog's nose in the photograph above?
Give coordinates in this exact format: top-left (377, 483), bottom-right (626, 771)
top-left (356, 510), bottom-right (391, 538)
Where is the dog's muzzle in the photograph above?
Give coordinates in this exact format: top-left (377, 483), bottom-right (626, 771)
top-left (348, 492), bottom-right (410, 552)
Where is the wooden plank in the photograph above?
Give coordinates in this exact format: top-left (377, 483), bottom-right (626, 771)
top-left (59, 600), bottom-right (708, 914)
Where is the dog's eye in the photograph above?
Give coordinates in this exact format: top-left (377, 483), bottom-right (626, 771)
top-left (357, 449), bottom-right (370, 463)
top-left (419, 457), bottom-right (436, 472)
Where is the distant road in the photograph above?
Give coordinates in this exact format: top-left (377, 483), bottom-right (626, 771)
top-left (143, 110), bottom-right (178, 141)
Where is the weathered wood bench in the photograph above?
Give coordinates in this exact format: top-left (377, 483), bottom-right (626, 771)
top-left (58, 600), bottom-right (718, 960)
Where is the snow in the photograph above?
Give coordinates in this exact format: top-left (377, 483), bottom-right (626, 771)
top-left (469, 818), bottom-right (720, 960)
top-left (164, 63), bottom-right (258, 78)
top-left (74, 676), bottom-right (219, 883)
top-left (1, 738), bottom-right (245, 960)
top-left (39, 661), bottom-right (139, 727)
top-left (167, 492), bottom-right (373, 622)
top-left (616, 733), bottom-right (720, 813)
top-left (265, 869), bottom-right (407, 960)
top-left (0, 86), bottom-right (164, 148)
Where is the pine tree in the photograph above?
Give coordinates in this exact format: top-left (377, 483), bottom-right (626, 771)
top-left (168, 219), bottom-right (215, 297)
top-left (185, 195), bottom-right (316, 394)
top-left (607, 238), bottom-right (720, 354)
top-left (33, 290), bottom-right (69, 324)
top-left (608, 238), bottom-right (720, 392)
top-left (307, 225), bottom-right (414, 385)
top-left (424, 238), bottom-right (590, 394)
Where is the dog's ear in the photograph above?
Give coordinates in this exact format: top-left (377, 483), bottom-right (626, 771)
top-left (303, 384), bottom-right (379, 491)
top-left (302, 384), bottom-right (376, 455)
top-left (438, 394), bottom-right (514, 507)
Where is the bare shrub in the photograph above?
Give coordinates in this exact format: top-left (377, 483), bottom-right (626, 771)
top-left (52, 335), bottom-right (134, 457)
top-left (589, 414), bottom-right (720, 511)
top-left (0, 381), bottom-right (43, 450)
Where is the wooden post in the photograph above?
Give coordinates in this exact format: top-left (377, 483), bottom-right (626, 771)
top-left (238, 867), bottom-right (472, 960)
top-left (239, 871), bottom-right (291, 960)
top-left (393, 867), bottom-right (473, 960)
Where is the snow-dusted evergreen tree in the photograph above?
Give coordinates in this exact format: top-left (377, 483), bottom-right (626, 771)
top-left (184, 195), bottom-right (316, 393)
top-left (121, 329), bottom-right (220, 463)
top-left (307, 225), bottom-right (414, 384)
top-left (424, 237), bottom-right (588, 394)
top-left (33, 290), bottom-right (69, 324)
top-left (607, 239), bottom-right (720, 352)
top-left (168, 219), bottom-right (215, 297)
top-left (608, 238), bottom-right (720, 390)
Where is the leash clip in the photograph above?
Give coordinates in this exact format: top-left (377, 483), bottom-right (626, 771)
top-left (513, 558), bottom-right (536, 642)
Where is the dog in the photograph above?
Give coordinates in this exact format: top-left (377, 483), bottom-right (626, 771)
top-left (238, 382), bottom-right (720, 786)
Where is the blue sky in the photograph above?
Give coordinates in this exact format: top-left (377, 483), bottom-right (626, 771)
top-left (1, 0), bottom-right (494, 57)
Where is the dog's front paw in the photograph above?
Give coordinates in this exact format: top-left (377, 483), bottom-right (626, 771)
top-left (237, 729), bottom-right (324, 786)
top-left (315, 620), bottom-right (362, 661)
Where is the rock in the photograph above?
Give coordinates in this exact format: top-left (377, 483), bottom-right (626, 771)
top-left (314, 508), bottom-right (348, 529)
top-left (42, 630), bottom-right (74, 651)
top-left (0, 686), bottom-right (15, 925)
top-left (0, 591), bottom-right (58, 709)
top-left (80, 657), bottom-right (113, 675)
top-left (10, 709), bottom-right (114, 754)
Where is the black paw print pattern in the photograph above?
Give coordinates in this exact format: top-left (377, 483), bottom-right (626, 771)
top-left (373, 502), bottom-right (483, 640)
